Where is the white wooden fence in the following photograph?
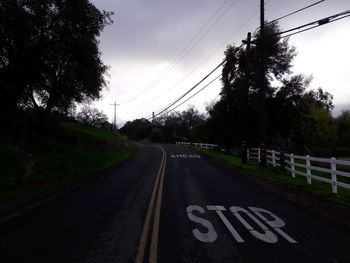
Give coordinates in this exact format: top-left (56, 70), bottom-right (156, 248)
top-left (176, 142), bottom-right (218, 150)
top-left (248, 148), bottom-right (350, 194)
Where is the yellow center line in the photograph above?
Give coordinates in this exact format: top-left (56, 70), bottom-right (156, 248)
top-left (135, 146), bottom-right (166, 263)
top-left (149, 149), bottom-right (167, 263)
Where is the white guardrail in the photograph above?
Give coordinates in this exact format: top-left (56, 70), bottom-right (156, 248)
top-left (176, 142), bottom-right (218, 150)
top-left (248, 148), bottom-right (350, 194)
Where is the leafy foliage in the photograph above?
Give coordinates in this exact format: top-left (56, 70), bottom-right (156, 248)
top-left (336, 111), bottom-right (350, 147)
top-left (120, 106), bottom-right (206, 143)
top-left (76, 106), bottom-right (108, 128)
top-left (207, 22), bottom-right (335, 152)
top-left (0, 0), bottom-right (112, 124)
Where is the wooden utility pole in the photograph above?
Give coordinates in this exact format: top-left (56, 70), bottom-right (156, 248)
top-left (241, 32), bottom-right (251, 164)
top-left (259, 0), bottom-right (267, 167)
top-left (110, 102), bottom-right (119, 131)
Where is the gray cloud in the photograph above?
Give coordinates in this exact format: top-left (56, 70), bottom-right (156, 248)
top-left (89, 0), bottom-right (350, 121)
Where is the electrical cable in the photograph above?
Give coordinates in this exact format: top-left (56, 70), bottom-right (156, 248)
top-left (254, 0), bottom-right (326, 36)
top-left (147, 59), bottom-right (226, 119)
top-left (120, 0), bottom-right (239, 104)
top-left (155, 74), bottom-right (222, 118)
top-left (132, 8), bottom-right (259, 110)
top-left (279, 13), bottom-right (350, 39)
top-left (275, 9), bottom-right (350, 37)
top-left (267, 0), bottom-right (325, 26)
top-left (148, 44), bottom-right (243, 119)
top-left (145, 9), bottom-right (350, 121)
top-left (251, 9), bottom-right (350, 43)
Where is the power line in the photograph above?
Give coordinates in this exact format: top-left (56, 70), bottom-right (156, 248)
top-left (148, 59), bottom-right (227, 119)
top-left (146, 8), bottom-right (350, 122)
top-left (157, 74), bottom-right (222, 117)
top-left (274, 9), bottom-right (350, 39)
top-left (132, 8), bottom-right (259, 110)
top-left (279, 14), bottom-right (350, 39)
top-left (120, 0), bottom-right (239, 104)
top-left (254, 0), bottom-right (326, 36)
top-left (267, 0), bottom-right (325, 25)
top-left (148, 44), bottom-right (244, 120)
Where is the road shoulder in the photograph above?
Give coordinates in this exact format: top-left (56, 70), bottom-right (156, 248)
top-left (193, 147), bottom-right (350, 230)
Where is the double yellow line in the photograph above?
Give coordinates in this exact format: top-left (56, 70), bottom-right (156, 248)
top-left (135, 146), bottom-right (167, 263)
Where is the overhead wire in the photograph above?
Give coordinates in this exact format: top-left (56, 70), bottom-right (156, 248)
top-left (147, 9), bottom-right (350, 120)
top-left (267, 0), bottom-right (325, 26)
top-left (267, 9), bottom-right (350, 40)
top-left (147, 59), bottom-right (227, 119)
top-left (133, 8), bottom-right (259, 110)
top-left (254, 0), bottom-right (326, 36)
top-left (120, 0), bottom-right (239, 104)
top-left (159, 74), bottom-right (222, 117)
top-left (279, 13), bottom-right (350, 39)
top-left (148, 44), bottom-right (244, 120)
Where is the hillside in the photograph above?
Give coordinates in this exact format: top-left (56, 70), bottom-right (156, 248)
top-left (0, 122), bottom-right (136, 203)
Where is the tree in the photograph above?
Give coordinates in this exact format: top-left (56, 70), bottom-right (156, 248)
top-left (208, 21), bottom-right (334, 151)
top-left (120, 119), bottom-right (153, 141)
top-left (154, 106), bottom-right (206, 142)
top-left (0, 0), bottom-right (113, 124)
top-left (301, 104), bottom-right (337, 149)
top-left (208, 22), bottom-right (296, 147)
top-left (148, 127), bottom-right (165, 143)
top-left (76, 106), bottom-right (108, 128)
top-left (336, 111), bottom-right (350, 147)
top-left (0, 0), bottom-right (37, 122)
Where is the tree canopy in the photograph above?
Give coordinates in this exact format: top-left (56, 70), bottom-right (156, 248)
top-left (0, 0), bottom-right (112, 124)
top-left (207, 22), bottom-right (335, 152)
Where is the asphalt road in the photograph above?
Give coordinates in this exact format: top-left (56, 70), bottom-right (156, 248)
top-left (1, 144), bottom-right (350, 263)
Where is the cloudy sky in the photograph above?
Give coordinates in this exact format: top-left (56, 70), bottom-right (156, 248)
top-left (89, 0), bottom-right (350, 125)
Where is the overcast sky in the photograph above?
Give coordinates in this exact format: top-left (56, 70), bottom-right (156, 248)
top-left (89, 0), bottom-right (350, 125)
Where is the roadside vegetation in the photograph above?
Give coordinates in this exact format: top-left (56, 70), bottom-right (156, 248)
top-left (195, 147), bottom-right (350, 210)
top-left (0, 122), bottom-right (136, 203)
top-left (120, 22), bottom-right (350, 158)
top-left (0, 2), bottom-right (137, 204)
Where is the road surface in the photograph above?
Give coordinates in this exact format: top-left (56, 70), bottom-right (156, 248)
top-left (1, 144), bottom-right (349, 262)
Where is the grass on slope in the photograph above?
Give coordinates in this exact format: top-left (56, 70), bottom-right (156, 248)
top-left (195, 148), bottom-right (350, 209)
top-left (0, 122), bottom-right (136, 203)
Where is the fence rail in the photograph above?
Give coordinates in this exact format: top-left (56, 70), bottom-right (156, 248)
top-left (176, 142), bottom-right (350, 194)
top-left (176, 141), bottom-right (218, 150)
top-left (248, 148), bottom-right (350, 194)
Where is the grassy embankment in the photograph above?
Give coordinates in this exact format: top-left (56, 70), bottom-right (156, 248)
top-left (195, 147), bottom-right (350, 209)
top-left (0, 122), bottom-right (136, 203)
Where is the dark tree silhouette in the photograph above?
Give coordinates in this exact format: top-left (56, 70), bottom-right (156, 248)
top-left (0, 0), bottom-right (113, 124)
top-left (77, 106), bottom-right (108, 128)
top-left (336, 111), bottom-right (350, 147)
top-left (208, 21), bottom-right (334, 151)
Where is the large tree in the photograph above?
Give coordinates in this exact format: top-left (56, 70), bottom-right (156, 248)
top-left (208, 21), bottom-right (334, 151)
top-left (336, 111), bottom-right (350, 147)
top-left (0, 0), bottom-right (112, 123)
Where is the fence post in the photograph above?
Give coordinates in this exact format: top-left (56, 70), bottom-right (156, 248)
top-left (331, 157), bottom-right (338, 194)
top-left (291, 154), bottom-right (295, 178)
top-left (280, 151), bottom-right (285, 171)
top-left (241, 140), bottom-right (247, 164)
top-left (247, 148), bottom-right (250, 161)
top-left (272, 150), bottom-right (276, 167)
top-left (258, 148), bottom-right (261, 163)
top-left (306, 155), bottom-right (311, 184)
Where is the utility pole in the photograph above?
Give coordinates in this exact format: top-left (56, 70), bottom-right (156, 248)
top-left (241, 32), bottom-right (251, 164)
top-left (110, 102), bottom-right (119, 131)
top-left (259, 0), bottom-right (267, 167)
